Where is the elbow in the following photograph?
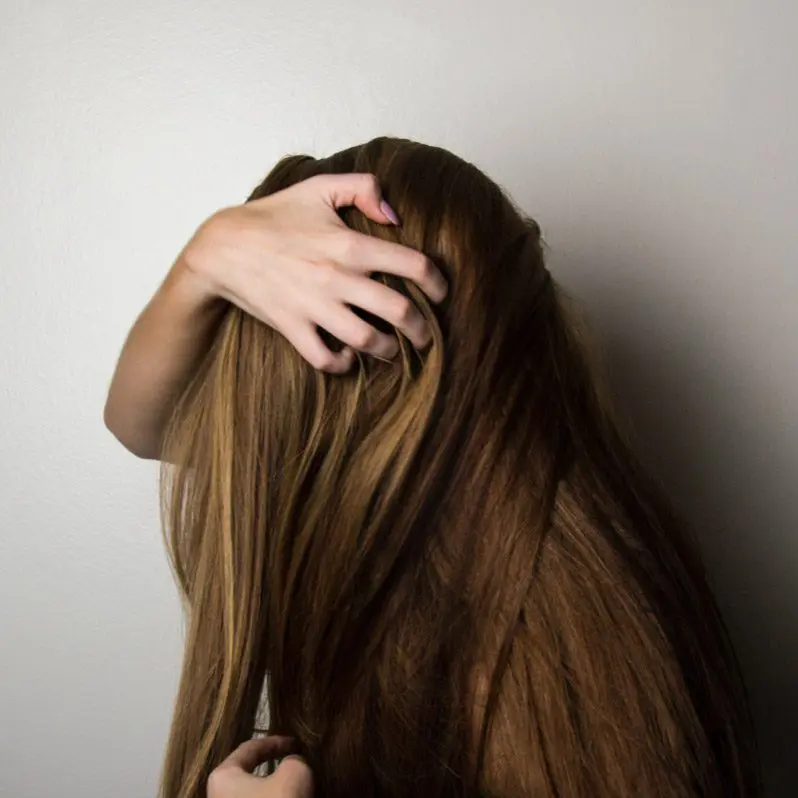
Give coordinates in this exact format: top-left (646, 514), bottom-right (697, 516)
top-left (103, 400), bottom-right (160, 461)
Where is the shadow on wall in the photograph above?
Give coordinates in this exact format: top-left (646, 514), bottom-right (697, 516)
top-left (562, 255), bottom-right (798, 798)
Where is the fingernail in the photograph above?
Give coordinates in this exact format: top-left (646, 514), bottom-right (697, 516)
top-left (380, 200), bottom-right (400, 225)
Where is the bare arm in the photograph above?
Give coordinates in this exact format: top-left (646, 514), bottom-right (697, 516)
top-left (103, 255), bottom-right (224, 459)
top-left (103, 173), bottom-right (447, 460)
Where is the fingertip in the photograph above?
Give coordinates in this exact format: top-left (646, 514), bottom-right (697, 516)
top-left (379, 199), bottom-right (400, 226)
top-left (428, 285), bottom-right (446, 305)
top-left (279, 754), bottom-right (309, 766)
top-left (221, 735), bottom-right (296, 772)
top-left (274, 756), bottom-right (314, 798)
top-left (332, 346), bottom-right (355, 373)
top-left (431, 269), bottom-right (449, 304)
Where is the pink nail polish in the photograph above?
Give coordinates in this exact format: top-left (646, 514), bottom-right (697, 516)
top-left (380, 200), bottom-right (400, 225)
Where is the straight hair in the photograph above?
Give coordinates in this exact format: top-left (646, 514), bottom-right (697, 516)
top-left (159, 137), bottom-right (760, 798)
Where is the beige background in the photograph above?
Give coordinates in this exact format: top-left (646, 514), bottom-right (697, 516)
top-left (1, 1), bottom-right (795, 795)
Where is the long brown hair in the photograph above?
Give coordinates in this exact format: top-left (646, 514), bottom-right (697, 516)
top-left (159, 137), bottom-right (760, 798)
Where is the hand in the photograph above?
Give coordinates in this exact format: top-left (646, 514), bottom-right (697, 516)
top-left (182, 173), bottom-right (448, 372)
top-left (207, 736), bottom-right (313, 798)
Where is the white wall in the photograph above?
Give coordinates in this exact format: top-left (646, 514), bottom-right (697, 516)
top-left (1, 1), bottom-right (795, 795)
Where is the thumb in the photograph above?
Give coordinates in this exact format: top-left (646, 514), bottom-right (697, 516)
top-left (270, 755), bottom-right (314, 798)
top-left (316, 172), bottom-right (401, 226)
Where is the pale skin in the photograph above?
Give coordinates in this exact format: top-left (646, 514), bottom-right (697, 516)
top-left (105, 173), bottom-right (447, 796)
top-left (104, 172), bottom-right (448, 460)
top-left (207, 737), bottom-right (313, 798)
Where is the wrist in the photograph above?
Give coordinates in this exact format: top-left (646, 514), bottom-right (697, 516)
top-left (175, 210), bottom-right (238, 304)
top-left (164, 252), bottom-right (225, 317)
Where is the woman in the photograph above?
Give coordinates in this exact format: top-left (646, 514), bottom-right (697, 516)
top-left (106, 138), bottom-right (760, 798)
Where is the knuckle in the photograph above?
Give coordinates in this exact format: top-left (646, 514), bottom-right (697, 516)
top-left (390, 295), bottom-right (414, 324)
top-left (311, 348), bottom-right (335, 370)
top-left (413, 255), bottom-right (433, 281)
top-left (301, 173), bottom-right (328, 195)
top-left (352, 324), bottom-right (377, 350)
top-left (313, 261), bottom-right (339, 289)
top-left (335, 230), bottom-right (360, 262)
top-left (362, 173), bottom-right (380, 194)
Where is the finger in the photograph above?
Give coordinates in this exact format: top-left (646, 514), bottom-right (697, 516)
top-left (287, 322), bottom-right (356, 373)
top-left (315, 306), bottom-right (400, 361)
top-left (336, 232), bottom-right (448, 304)
top-left (221, 736), bottom-right (296, 773)
top-left (338, 274), bottom-right (431, 349)
top-left (316, 172), bottom-right (399, 226)
top-left (272, 755), bottom-right (314, 798)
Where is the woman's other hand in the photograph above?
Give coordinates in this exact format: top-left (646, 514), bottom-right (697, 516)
top-left (207, 737), bottom-right (313, 798)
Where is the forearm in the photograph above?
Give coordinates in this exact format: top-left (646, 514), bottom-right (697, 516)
top-left (104, 255), bottom-right (226, 460)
